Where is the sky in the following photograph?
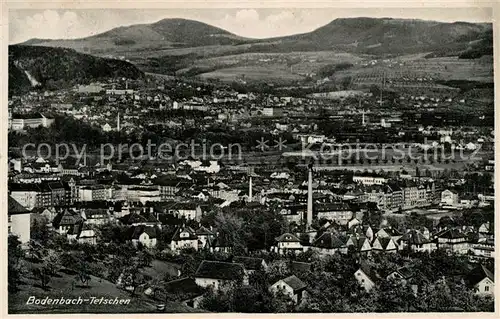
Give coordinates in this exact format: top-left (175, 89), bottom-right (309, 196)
top-left (9, 8), bottom-right (493, 44)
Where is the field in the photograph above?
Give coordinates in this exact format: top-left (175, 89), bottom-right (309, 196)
top-left (9, 258), bottom-right (191, 314)
top-left (338, 56), bottom-right (493, 90)
top-left (199, 65), bottom-right (305, 82)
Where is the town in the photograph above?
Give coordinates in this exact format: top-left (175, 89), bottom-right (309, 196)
top-left (7, 11), bottom-right (495, 314)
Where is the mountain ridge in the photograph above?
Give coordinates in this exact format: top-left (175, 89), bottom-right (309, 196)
top-left (9, 45), bottom-right (144, 96)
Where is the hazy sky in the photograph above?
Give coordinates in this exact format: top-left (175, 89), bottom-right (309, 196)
top-left (9, 8), bottom-right (493, 44)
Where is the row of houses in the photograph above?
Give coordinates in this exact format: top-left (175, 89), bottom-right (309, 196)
top-left (271, 222), bottom-right (494, 258)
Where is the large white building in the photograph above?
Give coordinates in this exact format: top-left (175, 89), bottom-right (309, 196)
top-left (8, 196), bottom-right (31, 245)
top-left (9, 113), bottom-right (54, 131)
top-left (353, 175), bottom-right (387, 186)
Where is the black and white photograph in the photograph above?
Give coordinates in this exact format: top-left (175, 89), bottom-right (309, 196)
top-left (6, 3), bottom-right (497, 314)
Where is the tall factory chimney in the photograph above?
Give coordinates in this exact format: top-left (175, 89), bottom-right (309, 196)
top-left (306, 162), bottom-right (314, 229)
top-left (248, 175), bottom-right (253, 202)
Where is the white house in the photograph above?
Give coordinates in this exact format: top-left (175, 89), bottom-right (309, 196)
top-left (466, 265), bottom-right (494, 296)
top-left (131, 226), bottom-right (158, 248)
top-left (354, 261), bottom-right (380, 292)
top-left (372, 237), bottom-right (398, 253)
top-left (8, 196), bottom-right (31, 245)
top-left (171, 226), bottom-right (199, 253)
top-left (273, 233), bottom-right (303, 255)
top-left (441, 189), bottom-right (459, 206)
top-left (194, 260), bottom-right (248, 291)
top-left (269, 275), bottom-right (307, 304)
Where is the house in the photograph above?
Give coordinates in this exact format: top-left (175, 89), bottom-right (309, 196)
top-left (354, 261), bottom-right (380, 292)
top-left (398, 229), bottom-right (436, 253)
top-left (465, 265), bottom-right (494, 296)
top-left (37, 207), bottom-right (57, 224)
top-left (194, 260), bottom-right (248, 291)
top-left (52, 209), bottom-right (84, 235)
top-left (350, 224), bottom-right (375, 242)
top-left (196, 226), bottom-right (215, 249)
top-left (210, 235), bottom-right (233, 254)
top-left (130, 226), bottom-right (158, 248)
top-left (269, 275), bottom-right (307, 304)
top-left (163, 277), bottom-right (205, 308)
top-left (315, 202), bottom-right (353, 225)
top-left (375, 227), bottom-right (403, 242)
top-left (372, 237), bottom-right (398, 253)
top-left (348, 217), bottom-right (361, 229)
top-left (82, 208), bottom-right (111, 225)
top-left (290, 261), bottom-right (313, 274)
top-left (171, 226), bottom-right (199, 253)
top-left (478, 222), bottom-right (494, 241)
top-left (233, 256), bottom-right (268, 273)
top-left (273, 233), bottom-right (304, 255)
top-left (441, 189), bottom-right (459, 206)
top-left (387, 266), bottom-right (414, 285)
top-left (312, 231), bottom-right (347, 255)
top-left (435, 228), bottom-right (469, 254)
top-left (8, 196), bottom-right (31, 244)
top-left (66, 222), bottom-right (97, 245)
top-left (167, 203), bottom-right (202, 221)
top-left (470, 239), bottom-right (495, 258)
top-left (346, 235), bottom-right (372, 255)
top-left (10, 112), bottom-right (54, 131)
top-left (119, 211), bottom-right (161, 227)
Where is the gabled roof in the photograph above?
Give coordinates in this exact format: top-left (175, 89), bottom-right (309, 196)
top-left (374, 237), bottom-right (396, 250)
top-left (378, 227), bottom-right (402, 237)
top-left (163, 277), bottom-right (204, 301)
top-left (313, 232), bottom-right (346, 249)
top-left (196, 226), bottom-right (214, 236)
top-left (290, 261), bottom-right (312, 273)
top-left (171, 226), bottom-right (198, 241)
top-left (275, 233), bottom-right (300, 243)
top-left (8, 196), bottom-right (29, 215)
top-left (437, 228), bottom-right (466, 239)
top-left (194, 260), bottom-right (245, 281)
top-left (233, 256), bottom-right (265, 271)
top-left (130, 225), bottom-right (158, 239)
top-left (358, 260), bottom-right (381, 283)
top-left (465, 265), bottom-right (494, 287)
top-left (399, 229), bottom-right (430, 245)
top-left (53, 209), bottom-right (83, 228)
top-left (392, 266), bottom-right (414, 280)
top-left (281, 275), bottom-right (307, 292)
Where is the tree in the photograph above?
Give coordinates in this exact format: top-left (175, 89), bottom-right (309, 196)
top-left (31, 217), bottom-right (50, 242)
top-left (137, 250), bottom-right (153, 268)
top-left (75, 261), bottom-right (92, 287)
top-left (43, 250), bottom-right (61, 276)
top-left (33, 266), bottom-right (51, 290)
top-left (8, 235), bottom-right (25, 293)
top-left (121, 266), bottom-right (145, 296)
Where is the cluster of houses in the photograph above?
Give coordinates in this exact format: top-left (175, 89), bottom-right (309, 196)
top-left (155, 257), bottom-right (307, 308)
top-left (271, 220), bottom-right (494, 259)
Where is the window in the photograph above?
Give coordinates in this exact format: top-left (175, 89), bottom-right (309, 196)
top-left (361, 279), bottom-right (365, 283)
top-left (8, 226), bottom-right (12, 233)
top-left (8, 216), bottom-right (12, 223)
top-left (485, 286), bottom-right (489, 292)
